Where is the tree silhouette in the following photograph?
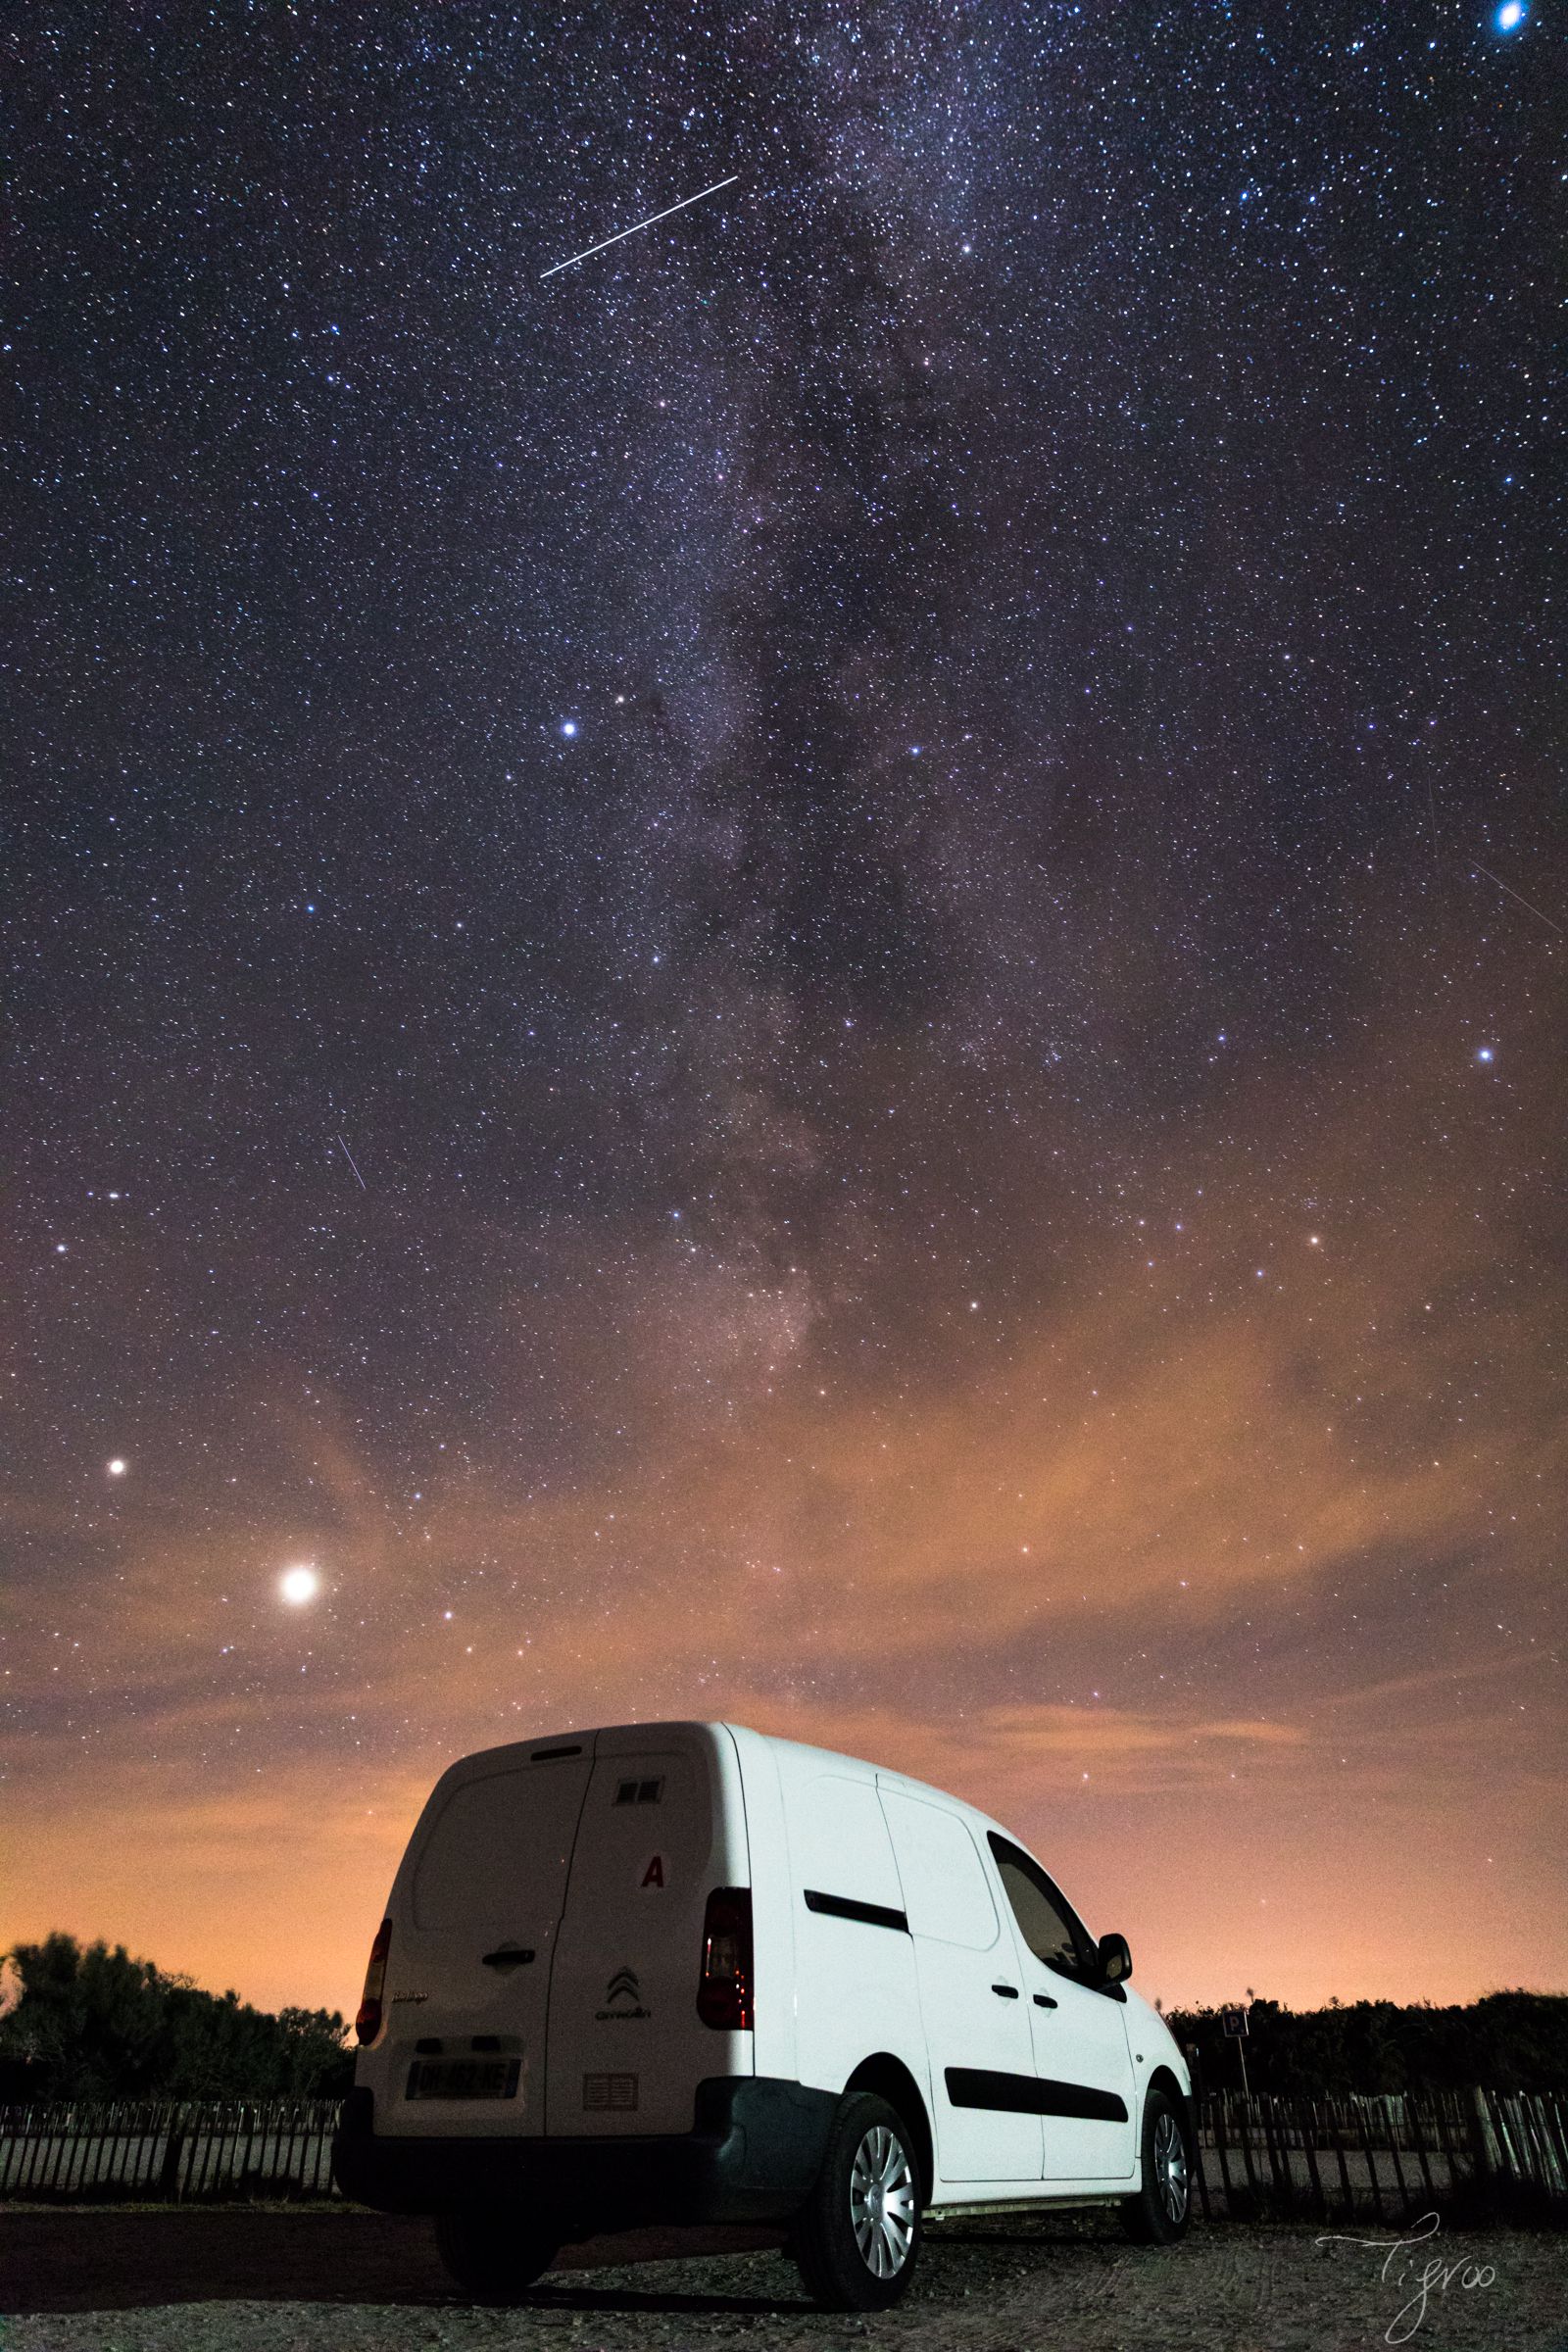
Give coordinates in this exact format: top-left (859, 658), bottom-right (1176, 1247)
top-left (0, 1934), bottom-right (353, 2099)
top-left (1167, 1989), bottom-right (1568, 2097)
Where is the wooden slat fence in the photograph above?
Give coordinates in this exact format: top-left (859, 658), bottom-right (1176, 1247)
top-left (1191, 2087), bottom-right (1568, 2224)
top-left (1, 2087), bottom-right (1564, 2215)
top-left (0, 2098), bottom-right (338, 2201)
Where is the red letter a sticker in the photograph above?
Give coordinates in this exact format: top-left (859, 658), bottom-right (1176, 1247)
top-left (641, 1854), bottom-right (664, 1888)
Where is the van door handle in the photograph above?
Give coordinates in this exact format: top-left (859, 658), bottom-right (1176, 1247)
top-left (991, 1983), bottom-right (1019, 1998)
top-left (481, 1946), bottom-right (536, 1970)
top-left (1033, 1992), bottom-right (1058, 2009)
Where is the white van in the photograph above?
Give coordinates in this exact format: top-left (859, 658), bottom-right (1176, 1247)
top-left (334, 1721), bottom-right (1194, 2309)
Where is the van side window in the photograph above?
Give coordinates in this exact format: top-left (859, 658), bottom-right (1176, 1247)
top-left (987, 1834), bottom-right (1096, 1981)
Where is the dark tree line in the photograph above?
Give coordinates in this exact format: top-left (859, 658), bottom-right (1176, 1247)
top-left (3, 1933), bottom-right (1563, 2104)
top-left (0, 1934), bottom-right (354, 2100)
top-left (1166, 1991), bottom-right (1568, 2098)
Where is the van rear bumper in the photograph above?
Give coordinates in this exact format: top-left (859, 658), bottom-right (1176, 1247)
top-left (332, 2076), bottom-right (838, 2228)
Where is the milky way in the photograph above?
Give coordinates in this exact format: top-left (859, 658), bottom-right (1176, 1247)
top-left (6, 3), bottom-right (1563, 2015)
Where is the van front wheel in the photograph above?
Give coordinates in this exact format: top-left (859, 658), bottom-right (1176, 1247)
top-left (1120, 2088), bottom-right (1193, 2244)
top-left (434, 2205), bottom-right (559, 2302)
top-left (794, 2090), bottom-right (922, 2312)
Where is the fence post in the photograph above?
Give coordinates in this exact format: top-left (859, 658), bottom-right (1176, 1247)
top-left (1382, 2099), bottom-right (1412, 2219)
top-left (1299, 2098), bottom-right (1328, 2221)
top-left (47, 2107), bottom-right (74, 2195)
top-left (1236, 2097), bottom-right (1262, 2214)
top-left (1409, 2095), bottom-right (1440, 2211)
top-left (24, 2105), bottom-right (49, 2194)
top-left (1259, 2096), bottom-right (1290, 2212)
top-left (158, 2111), bottom-right (185, 2202)
top-left (1510, 2094), bottom-right (1558, 2199)
top-left (1355, 2104), bottom-right (1386, 2224)
top-left (1538, 2095), bottom-right (1568, 2196)
top-left (1327, 2105), bottom-right (1355, 2220)
top-left (1467, 2084), bottom-right (1501, 2215)
top-left (1213, 2096), bottom-right (1237, 2218)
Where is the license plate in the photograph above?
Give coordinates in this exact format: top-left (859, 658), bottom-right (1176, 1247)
top-left (405, 2057), bottom-right (521, 2101)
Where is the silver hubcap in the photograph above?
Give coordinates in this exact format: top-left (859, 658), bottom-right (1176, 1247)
top-left (849, 2123), bottom-right (916, 2278)
top-left (1152, 2108), bottom-right (1189, 2224)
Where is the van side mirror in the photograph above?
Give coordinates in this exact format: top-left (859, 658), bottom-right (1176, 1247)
top-left (1097, 1932), bottom-right (1132, 1985)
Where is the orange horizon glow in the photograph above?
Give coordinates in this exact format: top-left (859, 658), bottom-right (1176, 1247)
top-left (9, 989), bottom-right (1564, 2027)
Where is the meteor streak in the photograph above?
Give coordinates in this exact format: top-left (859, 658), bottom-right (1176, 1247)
top-left (541, 174), bottom-right (739, 279)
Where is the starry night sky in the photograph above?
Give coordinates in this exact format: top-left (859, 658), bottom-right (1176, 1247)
top-left (7, 3), bottom-right (1564, 2018)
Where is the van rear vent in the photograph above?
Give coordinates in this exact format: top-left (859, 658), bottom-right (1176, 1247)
top-left (613, 1777), bottom-right (664, 1806)
top-left (530, 1743), bottom-right (584, 1762)
top-left (583, 2073), bottom-right (639, 2112)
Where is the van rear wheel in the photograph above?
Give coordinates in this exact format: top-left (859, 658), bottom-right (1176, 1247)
top-left (434, 2205), bottom-right (559, 2302)
top-left (794, 2090), bottom-right (922, 2312)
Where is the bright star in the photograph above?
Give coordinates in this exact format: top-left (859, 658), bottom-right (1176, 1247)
top-left (1477, 1047), bottom-right (1494, 1063)
top-left (280, 1565), bottom-right (320, 1605)
top-left (560, 720), bottom-right (578, 739)
top-left (1494, 2), bottom-right (1526, 30)
top-left (107, 1457), bottom-right (127, 1477)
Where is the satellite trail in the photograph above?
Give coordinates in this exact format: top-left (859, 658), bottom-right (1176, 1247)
top-left (1468, 857), bottom-right (1565, 936)
top-left (542, 174), bottom-right (739, 279)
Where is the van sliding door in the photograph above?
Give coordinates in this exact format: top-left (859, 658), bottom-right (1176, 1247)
top-left (877, 1788), bottom-right (1044, 2183)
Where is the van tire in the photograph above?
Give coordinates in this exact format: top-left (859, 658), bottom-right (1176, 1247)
top-left (434, 2205), bottom-right (560, 2301)
top-left (1120, 2087), bottom-right (1193, 2244)
top-left (793, 2090), bottom-right (922, 2311)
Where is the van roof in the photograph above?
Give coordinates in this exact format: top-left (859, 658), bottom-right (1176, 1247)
top-left (436, 1720), bottom-right (1004, 1835)
top-left (721, 1723), bottom-right (1011, 1833)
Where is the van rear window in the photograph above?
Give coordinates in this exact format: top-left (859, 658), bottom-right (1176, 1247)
top-left (412, 1762), bottom-right (590, 1934)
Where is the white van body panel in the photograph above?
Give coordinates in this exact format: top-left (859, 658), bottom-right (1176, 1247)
top-left (767, 1740), bottom-right (927, 2126)
top-left (345, 1718), bottom-right (1186, 2219)
top-left (545, 1724), bottom-right (751, 2135)
top-left (722, 1725), bottom-right (797, 2087)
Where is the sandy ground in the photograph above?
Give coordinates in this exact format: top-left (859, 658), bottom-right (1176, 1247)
top-left (2, 2207), bottom-right (1565, 2352)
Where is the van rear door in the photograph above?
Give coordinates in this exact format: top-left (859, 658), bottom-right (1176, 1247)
top-left (546, 1727), bottom-right (748, 2135)
top-left (376, 1740), bottom-right (594, 2138)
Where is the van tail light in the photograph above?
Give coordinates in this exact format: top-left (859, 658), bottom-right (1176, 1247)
top-left (697, 1887), bottom-right (753, 2031)
top-left (355, 1918), bottom-right (392, 2045)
